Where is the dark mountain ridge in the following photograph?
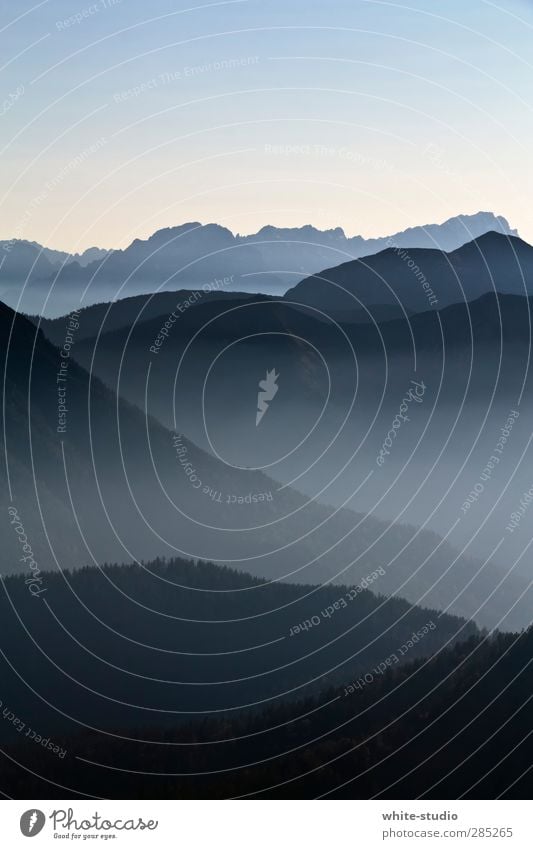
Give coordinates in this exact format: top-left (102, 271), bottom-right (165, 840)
top-left (285, 231), bottom-right (533, 313)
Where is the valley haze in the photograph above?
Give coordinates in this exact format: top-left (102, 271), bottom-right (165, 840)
top-left (2, 0), bottom-right (533, 810)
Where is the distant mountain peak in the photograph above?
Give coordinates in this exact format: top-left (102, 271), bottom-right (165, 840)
top-left (253, 224), bottom-right (347, 240)
top-left (1, 212), bottom-right (522, 316)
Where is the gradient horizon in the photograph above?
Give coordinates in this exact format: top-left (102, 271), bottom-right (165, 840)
top-left (1, 0), bottom-right (532, 252)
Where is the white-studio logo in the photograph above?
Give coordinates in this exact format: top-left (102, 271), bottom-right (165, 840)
top-left (20, 809), bottom-right (45, 837)
top-left (256, 368), bottom-right (279, 426)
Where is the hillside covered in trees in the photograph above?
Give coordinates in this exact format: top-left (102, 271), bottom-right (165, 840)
top-left (2, 626), bottom-right (531, 799)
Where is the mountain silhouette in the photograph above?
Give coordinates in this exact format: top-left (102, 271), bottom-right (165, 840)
top-left (1, 212), bottom-right (516, 316)
top-left (3, 297), bottom-right (530, 629)
top-left (285, 231), bottom-right (533, 313)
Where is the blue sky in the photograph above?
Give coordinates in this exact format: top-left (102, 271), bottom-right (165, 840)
top-left (1, 0), bottom-right (533, 250)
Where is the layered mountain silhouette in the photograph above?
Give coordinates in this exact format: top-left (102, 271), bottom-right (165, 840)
top-left (0, 239), bottom-right (108, 293)
top-left (55, 282), bottom-right (533, 573)
top-left (3, 212), bottom-right (533, 802)
top-left (248, 211), bottom-right (516, 266)
top-left (1, 212), bottom-right (516, 316)
top-left (34, 288), bottom-right (255, 345)
top-left (3, 298), bottom-right (530, 629)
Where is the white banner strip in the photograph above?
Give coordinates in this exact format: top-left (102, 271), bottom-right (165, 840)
top-left (1, 800), bottom-right (529, 847)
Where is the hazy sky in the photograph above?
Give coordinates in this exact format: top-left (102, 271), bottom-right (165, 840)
top-left (1, 0), bottom-right (533, 250)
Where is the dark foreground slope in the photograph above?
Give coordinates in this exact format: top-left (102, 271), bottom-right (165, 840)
top-left (0, 556), bottom-right (473, 745)
top-left (3, 624), bottom-right (533, 799)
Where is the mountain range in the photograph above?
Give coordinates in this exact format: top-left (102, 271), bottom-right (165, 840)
top-left (3, 297), bottom-right (531, 629)
top-left (39, 273), bottom-right (533, 573)
top-left (0, 239), bottom-right (108, 289)
top-left (3, 211), bottom-right (533, 801)
top-left (0, 211), bottom-right (517, 316)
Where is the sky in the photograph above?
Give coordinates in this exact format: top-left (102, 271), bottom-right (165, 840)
top-left (1, 0), bottom-right (533, 251)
